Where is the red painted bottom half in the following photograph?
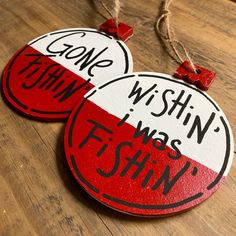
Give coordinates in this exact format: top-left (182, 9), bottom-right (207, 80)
top-left (65, 98), bottom-right (224, 216)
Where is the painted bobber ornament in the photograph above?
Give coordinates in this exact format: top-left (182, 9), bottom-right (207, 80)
top-left (64, 0), bottom-right (234, 217)
top-left (64, 72), bottom-right (234, 216)
top-left (1, 1), bottom-right (133, 121)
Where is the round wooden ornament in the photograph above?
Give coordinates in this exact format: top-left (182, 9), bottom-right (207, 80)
top-left (1, 28), bottom-right (133, 121)
top-left (64, 72), bottom-right (234, 217)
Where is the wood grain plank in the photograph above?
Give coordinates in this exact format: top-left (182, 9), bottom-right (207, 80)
top-left (0, 176), bottom-right (37, 236)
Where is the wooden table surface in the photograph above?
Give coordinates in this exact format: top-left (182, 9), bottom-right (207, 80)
top-left (0, 0), bottom-right (235, 235)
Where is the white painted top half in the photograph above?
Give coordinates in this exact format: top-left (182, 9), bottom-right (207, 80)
top-left (28, 28), bottom-right (133, 85)
top-left (87, 72), bottom-right (234, 175)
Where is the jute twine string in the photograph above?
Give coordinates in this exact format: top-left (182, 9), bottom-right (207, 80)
top-left (156, 0), bottom-right (197, 73)
top-left (97, 0), bottom-right (121, 27)
top-left (96, 0), bottom-right (196, 72)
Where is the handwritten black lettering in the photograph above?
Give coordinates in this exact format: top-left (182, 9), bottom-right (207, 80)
top-left (168, 90), bottom-right (192, 119)
top-left (187, 112), bottom-right (216, 144)
top-left (19, 54), bottom-right (91, 102)
top-left (168, 139), bottom-right (182, 160)
top-left (134, 121), bottom-right (156, 144)
top-left (152, 132), bottom-right (168, 151)
top-left (97, 142), bottom-right (132, 178)
top-left (128, 81), bottom-right (157, 105)
top-left (151, 89), bottom-right (174, 117)
top-left (78, 119), bottom-right (113, 149)
top-left (46, 32), bottom-right (113, 77)
top-left (120, 150), bottom-right (151, 179)
top-left (151, 161), bottom-right (191, 195)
